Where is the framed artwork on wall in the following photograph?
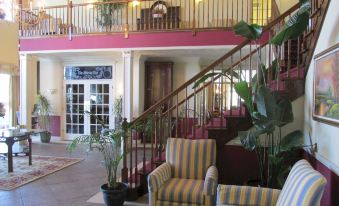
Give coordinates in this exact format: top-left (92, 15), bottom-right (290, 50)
top-left (313, 43), bottom-right (339, 126)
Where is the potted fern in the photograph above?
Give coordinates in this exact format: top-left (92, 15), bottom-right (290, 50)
top-left (35, 94), bottom-right (52, 143)
top-left (68, 113), bottom-right (128, 206)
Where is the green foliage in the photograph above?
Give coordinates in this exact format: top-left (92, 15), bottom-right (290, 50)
top-left (192, 70), bottom-right (240, 89)
top-left (96, 0), bottom-right (125, 28)
top-left (68, 113), bottom-right (128, 189)
top-left (233, 20), bottom-right (263, 40)
top-left (327, 104), bottom-right (339, 118)
top-left (36, 94), bottom-right (52, 132)
top-left (236, 84), bottom-right (309, 188)
top-left (270, 0), bottom-right (311, 45)
top-left (234, 81), bottom-right (254, 113)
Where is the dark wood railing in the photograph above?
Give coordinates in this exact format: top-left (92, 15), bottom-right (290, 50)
top-left (120, 0), bottom-right (328, 192)
top-left (18, 0), bottom-right (275, 37)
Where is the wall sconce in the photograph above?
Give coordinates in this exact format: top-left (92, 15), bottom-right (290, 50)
top-left (46, 89), bottom-right (57, 95)
top-left (132, 0), bottom-right (140, 7)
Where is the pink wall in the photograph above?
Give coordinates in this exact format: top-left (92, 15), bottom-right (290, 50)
top-left (20, 30), bottom-right (269, 52)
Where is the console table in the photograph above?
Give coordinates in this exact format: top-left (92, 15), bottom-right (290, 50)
top-left (0, 130), bottom-right (33, 173)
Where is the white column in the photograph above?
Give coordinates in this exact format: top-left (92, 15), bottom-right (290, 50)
top-left (122, 51), bottom-right (133, 121)
top-left (19, 54), bottom-right (37, 129)
top-left (19, 54), bottom-right (31, 128)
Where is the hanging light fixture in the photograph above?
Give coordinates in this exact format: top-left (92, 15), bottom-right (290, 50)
top-left (16, 0), bottom-right (46, 26)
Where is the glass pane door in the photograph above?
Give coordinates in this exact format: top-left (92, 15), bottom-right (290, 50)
top-left (90, 84), bottom-right (110, 133)
top-left (65, 84), bottom-right (85, 137)
top-left (64, 81), bottom-right (113, 140)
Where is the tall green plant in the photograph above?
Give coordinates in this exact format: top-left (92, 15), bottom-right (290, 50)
top-left (232, 0), bottom-right (311, 188)
top-left (191, 0), bottom-right (311, 188)
top-left (36, 94), bottom-right (51, 132)
top-left (68, 113), bottom-right (127, 189)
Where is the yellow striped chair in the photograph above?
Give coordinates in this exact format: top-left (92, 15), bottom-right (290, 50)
top-left (217, 159), bottom-right (327, 206)
top-left (148, 138), bottom-right (218, 206)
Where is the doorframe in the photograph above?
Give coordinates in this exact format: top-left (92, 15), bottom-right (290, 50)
top-left (62, 65), bottom-right (116, 140)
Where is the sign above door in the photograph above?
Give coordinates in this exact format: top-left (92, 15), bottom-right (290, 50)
top-left (64, 66), bottom-right (112, 80)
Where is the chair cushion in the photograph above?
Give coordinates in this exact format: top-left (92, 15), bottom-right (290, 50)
top-left (166, 138), bottom-right (216, 179)
top-left (157, 178), bottom-right (205, 204)
top-left (276, 159), bottom-right (327, 206)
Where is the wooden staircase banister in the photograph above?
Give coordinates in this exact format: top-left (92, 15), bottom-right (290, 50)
top-left (131, 2), bottom-right (301, 125)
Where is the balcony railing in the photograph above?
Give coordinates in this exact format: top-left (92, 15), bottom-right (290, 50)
top-left (17, 0), bottom-right (274, 38)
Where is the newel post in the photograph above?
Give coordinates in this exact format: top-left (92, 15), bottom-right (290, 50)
top-left (121, 118), bottom-right (128, 183)
top-left (67, 1), bottom-right (73, 40)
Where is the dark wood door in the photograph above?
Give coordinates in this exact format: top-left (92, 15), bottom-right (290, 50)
top-left (145, 62), bottom-right (173, 110)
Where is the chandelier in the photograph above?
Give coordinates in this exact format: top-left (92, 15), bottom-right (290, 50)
top-left (16, 0), bottom-right (46, 26)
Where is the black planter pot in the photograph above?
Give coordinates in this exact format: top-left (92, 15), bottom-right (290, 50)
top-left (100, 182), bottom-right (128, 206)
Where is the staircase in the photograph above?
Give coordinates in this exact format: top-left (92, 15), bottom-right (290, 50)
top-left (121, 0), bottom-right (330, 198)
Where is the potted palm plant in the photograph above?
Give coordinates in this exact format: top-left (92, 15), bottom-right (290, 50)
top-left (67, 113), bottom-right (128, 206)
top-left (36, 94), bottom-right (52, 143)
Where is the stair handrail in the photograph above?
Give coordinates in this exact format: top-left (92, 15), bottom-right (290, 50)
top-left (130, 2), bottom-right (301, 125)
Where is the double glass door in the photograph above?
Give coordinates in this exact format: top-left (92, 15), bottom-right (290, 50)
top-left (64, 81), bottom-right (113, 140)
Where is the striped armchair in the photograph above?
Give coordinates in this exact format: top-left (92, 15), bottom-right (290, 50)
top-left (217, 159), bottom-right (327, 206)
top-left (148, 138), bottom-right (218, 206)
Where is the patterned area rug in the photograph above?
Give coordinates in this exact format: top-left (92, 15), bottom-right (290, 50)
top-left (0, 155), bottom-right (82, 190)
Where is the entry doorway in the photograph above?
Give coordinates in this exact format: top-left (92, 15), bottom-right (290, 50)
top-left (64, 81), bottom-right (113, 140)
top-left (144, 61), bottom-right (173, 111)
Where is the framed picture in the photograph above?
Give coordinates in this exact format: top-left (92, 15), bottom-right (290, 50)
top-left (313, 43), bottom-right (339, 126)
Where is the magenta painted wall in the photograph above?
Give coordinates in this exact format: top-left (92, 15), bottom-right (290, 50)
top-left (303, 152), bottom-right (339, 206)
top-left (20, 30), bottom-right (269, 52)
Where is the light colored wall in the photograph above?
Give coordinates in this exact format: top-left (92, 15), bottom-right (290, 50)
top-left (0, 21), bottom-right (18, 68)
top-left (304, 0), bottom-right (339, 174)
top-left (275, 0), bottom-right (298, 13)
top-left (39, 58), bottom-right (64, 116)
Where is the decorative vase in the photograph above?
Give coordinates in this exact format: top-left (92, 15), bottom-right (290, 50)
top-left (100, 182), bottom-right (128, 206)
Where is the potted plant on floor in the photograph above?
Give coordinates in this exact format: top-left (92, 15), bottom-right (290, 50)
top-left (67, 113), bottom-right (128, 206)
top-left (35, 94), bottom-right (52, 143)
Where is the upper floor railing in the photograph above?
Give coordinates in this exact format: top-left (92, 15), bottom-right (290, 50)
top-left (17, 0), bottom-right (275, 38)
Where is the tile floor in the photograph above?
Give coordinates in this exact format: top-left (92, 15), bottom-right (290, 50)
top-left (0, 136), bottom-right (149, 206)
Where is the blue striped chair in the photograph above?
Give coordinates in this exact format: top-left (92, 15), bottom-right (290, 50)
top-left (148, 138), bottom-right (218, 206)
top-left (217, 159), bottom-right (327, 206)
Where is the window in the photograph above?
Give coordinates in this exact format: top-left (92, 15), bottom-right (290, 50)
top-left (0, 74), bottom-right (10, 128)
top-left (0, 0), bottom-right (14, 21)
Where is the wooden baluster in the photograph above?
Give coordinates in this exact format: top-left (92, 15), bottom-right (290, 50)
top-left (239, 48), bottom-right (243, 115)
top-left (129, 122), bottom-right (133, 184)
top-left (185, 87), bottom-right (188, 138)
top-left (134, 122), bottom-right (138, 187)
top-left (151, 113), bottom-right (154, 170)
top-left (202, 83), bottom-right (206, 138)
top-left (230, 55), bottom-right (234, 116)
top-left (193, 86), bottom-right (196, 138)
top-left (220, 63), bottom-right (224, 127)
top-left (121, 118), bottom-right (128, 183)
top-left (143, 122), bottom-right (146, 174)
top-left (192, 0), bottom-right (196, 35)
top-left (287, 39), bottom-right (291, 78)
top-left (297, 36), bottom-right (301, 77)
top-left (176, 94), bottom-right (179, 138)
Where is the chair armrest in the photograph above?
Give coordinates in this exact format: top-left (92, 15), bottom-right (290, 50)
top-left (204, 166), bottom-right (218, 196)
top-left (217, 185), bottom-right (281, 206)
top-left (148, 162), bottom-right (172, 192)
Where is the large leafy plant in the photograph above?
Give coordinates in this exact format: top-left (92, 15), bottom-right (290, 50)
top-left (68, 113), bottom-right (127, 189)
top-left (192, 0), bottom-right (311, 188)
top-left (232, 0), bottom-right (311, 188)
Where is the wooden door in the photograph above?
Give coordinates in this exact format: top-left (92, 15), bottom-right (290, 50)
top-left (145, 62), bottom-right (173, 110)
